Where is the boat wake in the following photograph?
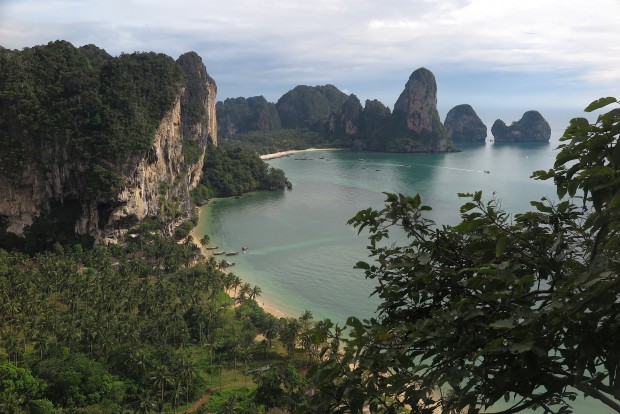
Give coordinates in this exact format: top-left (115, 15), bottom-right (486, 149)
top-left (245, 236), bottom-right (349, 255)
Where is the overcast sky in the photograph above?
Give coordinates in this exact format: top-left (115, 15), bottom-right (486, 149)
top-left (1, 0), bottom-right (619, 126)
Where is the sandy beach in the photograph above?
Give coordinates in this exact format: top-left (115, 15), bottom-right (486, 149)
top-left (190, 218), bottom-right (290, 319)
top-left (259, 147), bottom-right (342, 160)
top-left (188, 147), bottom-right (345, 319)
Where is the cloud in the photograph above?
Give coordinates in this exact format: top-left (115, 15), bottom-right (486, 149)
top-left (1, 0), bottom-right (619, 108)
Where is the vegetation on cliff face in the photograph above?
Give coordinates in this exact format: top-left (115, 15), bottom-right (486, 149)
top-left (218, 68), bottom-right (454, 154)
top-left (444, 103), bottom-right (488, 142)
top-left (220, 129), bottom-right (327, 155)
top-left (492, 110), bottom-right (551, 142)
top-left (0, 41), bottom-right (217, 250)
top-left (276, 84), bottom-right (349, 130)
top-left (304, 98), bottom-right (620, 414)
top-left (193, 143), bottom-right (291, 199)
top-left (0, 41), bottom-right (185, 184)
top-left (217, 96), bottom-right (281, 137)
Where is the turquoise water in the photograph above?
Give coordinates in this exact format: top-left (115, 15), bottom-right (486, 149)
top-left (196, 133), bottom-right (615, 413)
top-left (198, 141), bottom-right (559, 325)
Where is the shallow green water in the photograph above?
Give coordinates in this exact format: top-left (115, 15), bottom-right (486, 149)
top-left (195, 138), bottom-right (614, 413)
top-left (197, 141), bottom-right (559, 324)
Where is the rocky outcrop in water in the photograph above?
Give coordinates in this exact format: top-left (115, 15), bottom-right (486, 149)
top-left (444, 104), bottom-right (487, 142)
top-left (491, 111), bottom-right (551, 142)
top-left (384, 67), bottom-right (448, 151)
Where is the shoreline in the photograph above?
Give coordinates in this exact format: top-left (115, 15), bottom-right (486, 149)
top-left (260, 147), bottom-right (343, 160)
top-left (190, 211), bottom-right (291, 319)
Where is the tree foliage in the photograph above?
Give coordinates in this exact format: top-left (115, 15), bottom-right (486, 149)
top-left (0, 41), bottom-right (181, 163)
top-left (0, 40), bottom-right (197, 194)
top-left (0, 228), bottom-right (228, 411)
top-left (197, 143), bottom-right (291, 198)
top-left (303, 98), bottom-right (620, 413)
top-left (276, 85), bottom-right (349, 130)
top-left (220, 128), bottom-right (328, 155)
top-left (217, 96), bottom-right (281, 138)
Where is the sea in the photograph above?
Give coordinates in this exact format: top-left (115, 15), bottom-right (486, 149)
top-left (195, 111), bottom-right (614, 413)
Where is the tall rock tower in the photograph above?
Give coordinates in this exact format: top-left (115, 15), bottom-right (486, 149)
top-left (393, 68), bottom-right (448, 151)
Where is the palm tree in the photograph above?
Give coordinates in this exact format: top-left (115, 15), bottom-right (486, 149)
top-left (218, 355), bottom-right (225, 392)
top-left (32, 331), bottom-right (49, 359)
top-left (131, 349), bottom-right (151, 381)
top-left (136, 389), bottom-right (157, 414)
top-left (264, 317), bottom-right (279, 350)
top-left (299, 310), bottom-right (314, 331)
top-left (149, 365), bottom-right (172, 409)
top-left (200, 234), bottom-right (211, 246)
top-left (179, 357), bottom-right (196, 407)
top-left (221, 395), bottom-right (240, 414)
top-left (237, 282), bottom-right (251, 303)
top-left (204, 340), bottom-right (215, 369)
top-left (170, 378), bottom-right (182, 414)
top-left (249, 285), bottom-right (262, 301)
top-left (232, 339), bottom-right (242, 380)
top-left (279, 318), bottom-right (300, 359)
top-left (241, 349), bottom-right (253, 387)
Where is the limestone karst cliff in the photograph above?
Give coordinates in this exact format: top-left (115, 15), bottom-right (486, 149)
top-left (491, 111), bottom-right (551, 142)
top-left (328, 94), bottom-right (364, 137)
top-left (276, 84), bottom-right (349, 130)
top-left (0, 41), bottom-right (217, 247)
top-left (323, 68), bottom-right (450, 152)
top-left (444, 104), bottom-right (487, 142)
top-left (387, 67), bottom-right (448, 152)
top-left (214, 68), bottom-right (451, 153)
top-left (217, 96), bottom-right (280, 138)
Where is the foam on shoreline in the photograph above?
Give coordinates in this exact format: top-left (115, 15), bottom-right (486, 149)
top-left (260, 147), bottom-right (342, 160)
top-left (190, 210), bottom-right (291, 319)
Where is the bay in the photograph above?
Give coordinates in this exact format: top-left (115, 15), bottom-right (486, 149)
top-left (196, 113), bottom-right (616, 412)
top-left (197, 141), bottom-right (560, 325)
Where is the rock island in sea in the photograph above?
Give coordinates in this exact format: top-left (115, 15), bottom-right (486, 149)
top-left (491, 110), bottom-right (552, 142)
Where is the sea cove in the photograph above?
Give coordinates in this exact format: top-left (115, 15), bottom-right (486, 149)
top-left (197, 141), bottom-right (560, 325)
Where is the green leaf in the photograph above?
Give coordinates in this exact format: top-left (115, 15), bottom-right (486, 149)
top-left (610, 191), bottom-right (620, 208)
top-left (582, 165), bottom-right (615, 177)
top-left (495, 236), bottom-right (508, 257)
top-left (354, 261), bottom-right (370, 270)
top-left (508, 339), bottom-right (535, 353)
top-left (460, 202), bottom-right (477, 213)
top-left (584, 97), bottom-right (616, 112)
top-left (491, 318), bottom-right (515, 329)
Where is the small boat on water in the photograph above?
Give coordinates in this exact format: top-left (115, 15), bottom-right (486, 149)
top-left (226, 252), bottom-right (239, 256)
top-left (319, 156), bottom-right (324, 159)
top-left (225, 261), bottom-right (236, 267)
top-left (484, 170), bottom-right (490, 174)
top-left (205, 246), bottom-right (219, 250)
top-left (213, 251), bottom-right (225, 255)
top-left (242, 244), bottom-right (248, 253)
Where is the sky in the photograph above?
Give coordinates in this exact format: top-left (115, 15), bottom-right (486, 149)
top-left (1, 0), bottom-right (619, 129)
